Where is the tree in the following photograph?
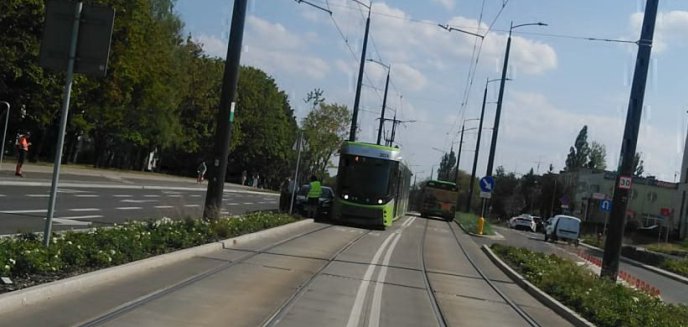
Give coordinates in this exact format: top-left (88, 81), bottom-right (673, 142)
top-left (227, 66), bottom-right (298, 188)
top-left (565, 125), bottom-right (590, 171)
top-left (588, 141), bottom-right (607, 170)
top-left (437, 150), bottom-right (456, 181)
top-left (633, 152), bottom-right (644, 177)
top-left (491, 166), bottom-right (520, 219)
top-left (301, 97), bottom-right (351, 179)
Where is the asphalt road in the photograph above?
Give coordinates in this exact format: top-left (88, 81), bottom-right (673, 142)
top-left (475, 224), bottom-right (688, 305)
top-left (2, 217), bottom-right (573, 326)
top-left (0, 174), bottom-right (278, 235)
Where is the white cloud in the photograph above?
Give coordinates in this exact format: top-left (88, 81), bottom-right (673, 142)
top-left (194, 34), bottom-right (227, 58)
top-left (630, 10), bottom-right (688, 53)
top-left (497, 91), bottom-right (679, 180)
top-left (432, 0), bottom-right (454, 10)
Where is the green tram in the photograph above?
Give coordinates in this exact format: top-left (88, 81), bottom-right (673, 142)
top-left (333, 141), bottom-right (412, 228)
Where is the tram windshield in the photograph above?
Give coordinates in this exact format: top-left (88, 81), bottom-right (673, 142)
top-left (338, 154), bottom-right (398, 202)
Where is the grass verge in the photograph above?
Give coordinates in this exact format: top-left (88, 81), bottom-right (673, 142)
top-left (455, 212), bottom-right (494, 236)
top-left (647, 242), bottom-right (688, 258)
top-left (491, 243), bottom-right (688, 327)
top-left (0, 212), bottom-right (297, 293)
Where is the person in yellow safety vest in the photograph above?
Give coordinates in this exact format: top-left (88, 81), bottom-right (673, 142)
top-left (307, 175), bottom-right (322, 219)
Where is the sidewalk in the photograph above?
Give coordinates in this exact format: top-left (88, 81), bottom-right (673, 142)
top-left (0, 162), bottom-right (271, 191)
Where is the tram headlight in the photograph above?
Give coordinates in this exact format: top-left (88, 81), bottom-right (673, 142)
top-left (343, 194), bottom-right (349, 200)
top-left (377, 199), bottom-right (383, 204)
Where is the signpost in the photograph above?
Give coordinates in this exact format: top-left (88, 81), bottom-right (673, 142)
top-left (479, 176), bottom-right (494, 217)
top-left (39, 0), bottom-right (115, 246)
top-left (600, 200), bottom-right (612, 213)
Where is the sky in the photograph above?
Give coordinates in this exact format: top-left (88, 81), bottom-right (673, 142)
top-left (174, 0), bottom-right (688, 182)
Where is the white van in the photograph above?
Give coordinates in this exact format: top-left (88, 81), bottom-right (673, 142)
top-left (544, 215), bottom-right (581, 246)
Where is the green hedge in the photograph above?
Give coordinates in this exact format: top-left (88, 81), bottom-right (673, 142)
top-left (1, 212), bottom-right (297, 281)
top-left (491, 244), bottom-right (688, 327)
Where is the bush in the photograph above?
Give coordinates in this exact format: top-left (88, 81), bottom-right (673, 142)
top-left (0, 212), bottom-right (297, 289)
top-left (491, 244), bottom-right (688, 327)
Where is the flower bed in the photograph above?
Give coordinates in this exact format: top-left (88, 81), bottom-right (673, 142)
top-left (0, 212), bottom-right (297, 293)
top-left (491, 244), bottom-right (688, 327)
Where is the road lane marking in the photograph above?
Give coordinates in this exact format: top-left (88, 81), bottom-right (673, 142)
top-left (75, 194), bottom-right (99, 198)
top-left (143, 195), bottom-right (160, 198)
top-left (0, 209), bottom-right (48, 214)
top-left (347, 216), bottom-right (416, 327)
top-left (68, 208), bottom-right (101, 212)
top-left (55, 215), bottom-right (103, 220)
top-left (167, 195), bottom-right (183, 197)
top-left (243, 202), bottom-right (254, 205)
top-left (116, 207), bottom-right (143, 210)
top-left (369, 233), bottom-right (402, 327)
top-left (53, 218), bottom-right (92, 226)
top-left (121, 199), bottom-right (158, 203)
top-left (26, 194), bottom-right (49, 197)
top-left (346, 233), bottom-right (397, 327)
top-left (183, 204), bottom-right (200, 208)
top-left (154, 205), bottom-right (174, 209)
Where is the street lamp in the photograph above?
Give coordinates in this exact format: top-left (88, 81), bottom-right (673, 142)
top-left (486, 22), bottom-right (547, 178)
top-left (0, 101), bottom-right (9, 171)
top-left (367, 59), bottom-right (391, 145)
top-left (466, 78), bottom-right (510, 212)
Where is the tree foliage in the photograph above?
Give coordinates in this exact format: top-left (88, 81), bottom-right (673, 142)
top-left (588, 141), bottom-right (607, 170)
top-left (1, 0), bottom-right (301, 189)
top-left (633, 152), bottom-right (644, 177)
top-left (437, 150), bottom-right (456, 182)
top-left (301, 92), bottom-right (350, 179)
top-left (565, 125), bottom-right (590, 171)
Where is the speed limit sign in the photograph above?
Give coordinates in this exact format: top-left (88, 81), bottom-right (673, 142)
top-left (619, 176), bottom-right (632, 190)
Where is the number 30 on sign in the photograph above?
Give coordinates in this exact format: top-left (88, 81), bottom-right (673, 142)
top-left (619, 176), bottom-right (632, 190)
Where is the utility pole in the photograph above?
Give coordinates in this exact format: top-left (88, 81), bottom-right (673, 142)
top-left (377, 65), bottom-right (390, 145)
top-left (0, 101), bottom-right (9, 170)
top-left (466, 83), bottom-right (488, 212)
top-left (602, 0), bottom-right (658, 280)
top-left (203, 0), bottom-right (248, 220)
top-left (454, 123), bottom-right (465, 211)
top-left (349, 5), bottom-right (371, 142)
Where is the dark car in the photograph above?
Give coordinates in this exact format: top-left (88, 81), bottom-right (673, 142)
top-left (533, 216), bottom-right (544, 233)
top-left (295, 185), bottom-right (334, 219)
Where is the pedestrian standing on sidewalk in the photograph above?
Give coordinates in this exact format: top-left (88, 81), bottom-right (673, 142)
top-left (196, 160), bottom-right (207, 183)
top-left (241, 170), bottom-right (247, 185)
top-left (15, 132), bottom-right (31, 177)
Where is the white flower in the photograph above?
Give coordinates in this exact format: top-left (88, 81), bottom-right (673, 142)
top-left (4, 265), bottom-right (9, 270)
top-left (67, 241), bottom-right (73, 245)
top-left (632, 297), bottom-right (639, 303)
top-left (109, 250), bottom-right (116, 255)
top-left (9, 258), bottom-right (15, 265)
top-left (107, 257), bottom-right (112, 263)
top-left (76, 245), bottom-right (81, 250)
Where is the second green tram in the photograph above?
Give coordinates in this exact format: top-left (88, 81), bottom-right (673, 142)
top-left (333, 141), bottom-right (412, 228)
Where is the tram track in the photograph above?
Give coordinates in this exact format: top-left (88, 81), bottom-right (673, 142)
top-left (261, 229), bottom-right (372, 326)
top-left (420, 218), bottom-right (449, 327)
top-left (77, 224), bottom-right (335, 327)
top-left (444, 220), bottom-right (542, 327)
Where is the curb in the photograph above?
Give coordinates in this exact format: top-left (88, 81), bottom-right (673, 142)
top-left (580, 242), bottom-right (688, 285)
top-left (481, 245), bottom-right (596, 327)
top-left (454, 220), bottom-right (503, 240)
top-left (0, 181), bottom-right (278, 196)
top-left (0, 219), bottom-right (314, 316)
